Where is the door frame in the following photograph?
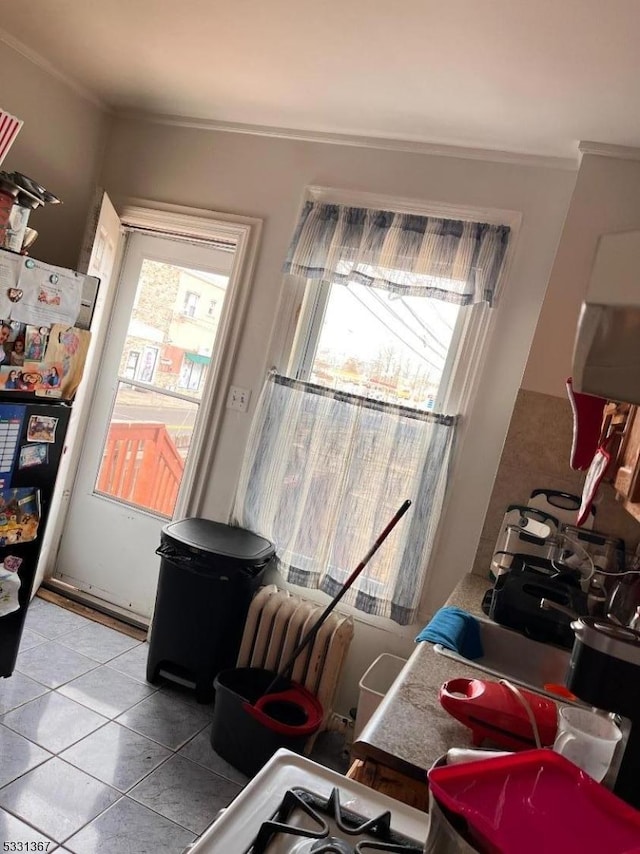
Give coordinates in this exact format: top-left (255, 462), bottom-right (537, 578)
top-left (46, 197), bottom-right (262, 590)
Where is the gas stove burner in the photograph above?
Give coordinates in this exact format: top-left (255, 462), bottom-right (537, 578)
top-left (308, 839), bottom-right (353, 853)
top-left (247, 787), bottom-right (423, 853)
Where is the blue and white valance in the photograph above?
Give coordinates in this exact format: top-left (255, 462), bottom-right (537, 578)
top-left (283, 201), bottom-right (510, 305)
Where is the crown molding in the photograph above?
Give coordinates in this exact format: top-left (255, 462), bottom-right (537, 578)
top-left (0, 26), bottom-right (107, 110)
top-left (579, 141), bottom-right (640, 161)
top-left (120, 109), bottom-right (579, 171)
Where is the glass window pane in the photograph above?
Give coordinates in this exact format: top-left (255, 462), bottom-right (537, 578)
top-left (120, 260), bottom-right (229, 402)
top-left (95, 383), bottom-right (199, 518)
top-left (309, 283), bottom-right (460, 410)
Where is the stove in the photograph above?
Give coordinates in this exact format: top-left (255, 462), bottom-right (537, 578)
top-left (188, 750), bottom-right (429, 853)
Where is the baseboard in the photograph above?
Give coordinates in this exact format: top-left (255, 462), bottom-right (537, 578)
top-left (38, 582), bottom-right (148, 642)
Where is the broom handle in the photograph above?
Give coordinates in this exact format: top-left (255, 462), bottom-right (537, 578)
top-left (262, 499), bottom-right (412, 697)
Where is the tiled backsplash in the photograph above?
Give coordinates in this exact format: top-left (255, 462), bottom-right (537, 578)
top-left (472, 388), bottom-right (640, 577)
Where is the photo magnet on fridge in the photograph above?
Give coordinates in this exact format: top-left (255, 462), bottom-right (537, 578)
top-left (19, 443), bottom-right (48, 469)
top-left (41, 324), bottom-right (91, 401)
top-left (25, 326), bottom-right (48, 361)
top-left (0, 487), bottom-right (41, 545)
top-left (3, 555), bottom-right (23, 573)
top-left (27, 414), bottom-right (57, 443)
top-left (0, 569), bottom-right (20, 617)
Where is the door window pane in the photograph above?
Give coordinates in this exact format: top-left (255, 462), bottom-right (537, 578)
top-left (119, 260), bottom-right (228, 402)
top-left (96, 384), bottom-right (199, 518)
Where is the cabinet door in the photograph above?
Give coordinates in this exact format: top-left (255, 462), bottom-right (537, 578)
top-left (613, 405), bottom-right (640, 518)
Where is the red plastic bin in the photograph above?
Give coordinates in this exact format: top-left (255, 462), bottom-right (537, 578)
top-left (428, 749), bottom-right (640, 854)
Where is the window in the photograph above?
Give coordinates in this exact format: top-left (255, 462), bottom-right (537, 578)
top-left (293, 282), bottom-right (461, 411)
top-left (123, 350), bottom-right (139, 381)
top-left (178, 357), bottom-right (205, 391)
top-left (235, 197), bottom-right (510, 624)
top-left (136, 346), bottom-right (159, 383)
top-left (183, 291), bottom-right (200, 317)
top-left (207, 298), bottom-right (218, 316)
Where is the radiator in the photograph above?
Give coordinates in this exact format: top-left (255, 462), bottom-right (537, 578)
top-left (236, 585), bottom-right (354, 735)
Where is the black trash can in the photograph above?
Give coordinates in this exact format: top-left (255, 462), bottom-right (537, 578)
top-left (146, 518), bottom-right (274, 703)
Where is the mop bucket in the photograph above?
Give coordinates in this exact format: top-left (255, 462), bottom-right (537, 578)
top-left (211, 667), bottom-right (323, 776)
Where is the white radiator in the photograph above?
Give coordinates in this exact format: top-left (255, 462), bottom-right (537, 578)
top-left (237, 585), bottom-right (354, 734)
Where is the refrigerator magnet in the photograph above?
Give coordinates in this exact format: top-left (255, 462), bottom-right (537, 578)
top-left (0, 569), bottom-right (20, 617)
top-left (27, 415), bottom-right (57, 443)
top-left (0, 487), bottom-right (41, 544)
top-left (3, 555), bottom-right (22, 573)
top-left (19, 443), bottom-right (48, 469)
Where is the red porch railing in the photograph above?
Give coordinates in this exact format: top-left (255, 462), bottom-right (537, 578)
top-left (96, 422), bottom-right (185, 517)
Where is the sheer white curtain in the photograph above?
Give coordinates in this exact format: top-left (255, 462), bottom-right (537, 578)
top-left (233, 375), bottom-right (456, 625)
top-left (233, 201), bottom-right (509, 624)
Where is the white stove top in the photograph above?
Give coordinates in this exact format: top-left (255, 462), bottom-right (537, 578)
top-left (188, 749), bottom-right (429, 852)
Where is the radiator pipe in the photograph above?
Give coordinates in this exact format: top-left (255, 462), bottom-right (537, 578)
top-left (257, 498), bottom-right (412, 702)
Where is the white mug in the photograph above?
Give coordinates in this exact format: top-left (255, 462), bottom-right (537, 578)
top-left (553, 705), bottom-right (622, 782)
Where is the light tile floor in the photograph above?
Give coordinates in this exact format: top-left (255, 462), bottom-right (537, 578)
top-left (0, 597), bottom-right (349, 853)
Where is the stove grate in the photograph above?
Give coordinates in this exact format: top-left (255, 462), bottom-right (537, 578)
top-left (246, 787), bottom-right (423, 853)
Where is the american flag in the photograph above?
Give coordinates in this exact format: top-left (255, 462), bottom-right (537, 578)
top-left (0, 110), bottom-right (23, 167)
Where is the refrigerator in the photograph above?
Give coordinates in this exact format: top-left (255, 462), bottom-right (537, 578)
top-left (0, 248), bottom-right (98, 677)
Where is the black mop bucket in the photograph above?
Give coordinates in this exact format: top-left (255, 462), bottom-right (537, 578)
top-left (211, 667), bottom-right (323, 776)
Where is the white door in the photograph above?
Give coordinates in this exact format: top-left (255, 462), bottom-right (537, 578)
top-left (35, 190), bottom-right (124, 596)
top-left (55, 231), bottom-right (236, 619)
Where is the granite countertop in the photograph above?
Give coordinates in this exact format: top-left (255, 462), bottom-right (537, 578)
top-left (351, 573), bottom-right (493, 780)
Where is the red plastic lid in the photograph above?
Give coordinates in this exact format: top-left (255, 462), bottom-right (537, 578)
top-left (243, 684), bottom-right (323, 737)
top-left (428, 749), bottom-right (640, 854)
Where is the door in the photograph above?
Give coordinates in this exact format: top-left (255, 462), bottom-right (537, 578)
top-left (35, 190), bottom-right (124, 595)
top-left (55, 232), bottom-right (236, 618)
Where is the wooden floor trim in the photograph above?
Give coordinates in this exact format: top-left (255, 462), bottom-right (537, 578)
top-left (36, 588), bottom-right (148, 642)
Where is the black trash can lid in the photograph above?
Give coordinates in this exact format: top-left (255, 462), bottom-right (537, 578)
top-left (161, 518), bottom-right (275, 564)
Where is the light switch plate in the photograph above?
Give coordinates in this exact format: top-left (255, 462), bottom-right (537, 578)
top-left (227, 385), bottom-right (251, 411)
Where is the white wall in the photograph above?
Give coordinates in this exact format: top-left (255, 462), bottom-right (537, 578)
top-left (0, 42), bottom-right (107, 268)
top-left (101, 117), bottom-right (576, 711)
top-left (523, 153), bottom-right (640, 398)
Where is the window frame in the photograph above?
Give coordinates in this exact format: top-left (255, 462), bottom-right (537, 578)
top-left (178, 356), bottom-right (204, 392)
top-left (182, 290), bottom-right (200, 318)
top-left (273, 186), bottom-right (521, 623)
top-left (289, 279), bottom-right (470, 414)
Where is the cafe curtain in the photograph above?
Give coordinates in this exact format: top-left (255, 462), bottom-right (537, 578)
top-left (233, 201), bottom-right (509, 624)
top-left (233, 374), bottom-right (456, 625)
top-left (283, 200), bottom-right (511, 305)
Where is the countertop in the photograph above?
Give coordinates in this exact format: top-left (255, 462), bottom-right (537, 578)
top-left (351, 573), bottom-right (493, 780)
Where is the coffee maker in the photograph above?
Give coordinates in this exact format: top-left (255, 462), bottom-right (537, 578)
top-left (567, 617), bottom-right (640, 807)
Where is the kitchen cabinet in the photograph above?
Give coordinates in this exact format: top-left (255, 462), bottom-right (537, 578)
top-left (602, 402), bottom-right (640, 521)
top-left (347, 759), bottom-right (430, 811)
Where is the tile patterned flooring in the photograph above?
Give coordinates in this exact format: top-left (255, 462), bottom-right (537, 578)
top-left (0, 597), bottom-right (348, 853)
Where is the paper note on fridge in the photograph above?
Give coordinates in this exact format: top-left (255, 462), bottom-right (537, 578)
top-left (0, 253), bottom-right (19, 318)
top-left (11, 258), bottom-right (83, 327)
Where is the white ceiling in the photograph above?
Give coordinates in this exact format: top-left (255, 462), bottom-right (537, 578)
top-left (2, 0), bottom-right (640, 158)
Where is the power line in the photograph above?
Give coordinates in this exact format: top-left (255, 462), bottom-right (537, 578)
top-left (396, 296), bottom-right (451, 355)
top-left (369, 289), bottom-right (448, 360)
top-left (346, 288), bottom-right (443, 373)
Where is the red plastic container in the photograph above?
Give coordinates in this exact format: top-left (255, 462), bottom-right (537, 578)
top-left (428, 749), bottom-right (640, 854)
top-left (439, 677), bottom-right (558, 750)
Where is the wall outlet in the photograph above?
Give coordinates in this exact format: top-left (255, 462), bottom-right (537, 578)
top-left (227, 385), bottom-right (251, 411)
top-left (328, 712), bottom-right (355, 738)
